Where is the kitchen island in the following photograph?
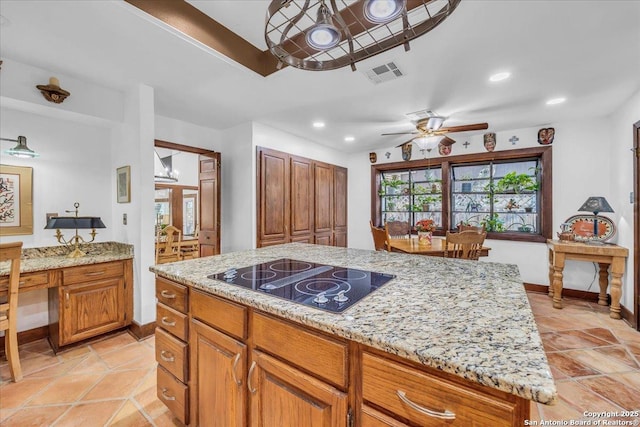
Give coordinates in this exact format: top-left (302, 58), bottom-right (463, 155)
top-left (150, 243), bottom-right (556, 426)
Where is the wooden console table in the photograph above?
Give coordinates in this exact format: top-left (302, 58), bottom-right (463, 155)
top-left (546, 239), bottom-right (629, 319)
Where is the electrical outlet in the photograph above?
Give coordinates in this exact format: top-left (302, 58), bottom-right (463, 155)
top-left (123, 213), bottom-right (127, 225)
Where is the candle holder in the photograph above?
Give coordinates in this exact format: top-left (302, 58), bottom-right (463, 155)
top-left (44, 202), bottom-right (106, 257)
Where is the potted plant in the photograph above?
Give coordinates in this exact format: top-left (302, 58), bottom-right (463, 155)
top-left (381, 175), bottom-right (407, 195)
top-left (481, 214), bottom-right (505, 232)
top-left (415, 218), bottom-right (436, 245)
top-left (416, 194), bottom-right (440, 211)
top-left (495, 171), bottom-right (539, 194)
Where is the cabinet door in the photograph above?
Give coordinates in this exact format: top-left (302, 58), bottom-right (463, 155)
top-left (191, 319), bottom-right (247, 427)
top-left (199, 153), bottom-right (221, 257)
top-left (362, 405), bottom-right (410, 427)
top-left (290, 155), bottom-right (314, 238)
top-left (59, 278), bottom-right (125, 345)
top-left (333, 166), bottom-right (348, 247)
top-left (249, 350), bottom-right (348, 427)
top-left (258, 148), bottom-right (290, 246)
top-left (313, 161), bottom-right (333, 235)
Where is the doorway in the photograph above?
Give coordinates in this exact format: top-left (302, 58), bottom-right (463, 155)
top-left (154, 139), bottom-right (221, 259)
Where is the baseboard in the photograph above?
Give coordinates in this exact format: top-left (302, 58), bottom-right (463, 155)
top-left (0, 325), bottom-right (49, 356)
top-left (524, 282), bottom-right (636, 328)
top-left (129, 321), bottom-right (156, 340)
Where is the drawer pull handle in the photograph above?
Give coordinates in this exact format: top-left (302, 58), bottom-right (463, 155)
top-left (19, 280), bottom-right (26, 285)
top-left (231, 353), bottom-right (242, 386)
top-left (160, 387), bottom-right (176, 401)
top-left (161, 316), bottom-right (176, 327)
top-left (85, 270), bottom-right (106, 276)
top-left (160, 290), bottom-right (176, 299)
top-left (396, 390), bottom-right (456, 420)
top-left (247, 361), bottom-right (257, 394)
top-left (160, 350), bottom-right (175, 363)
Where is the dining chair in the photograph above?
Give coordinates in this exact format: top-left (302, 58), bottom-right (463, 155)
top-left (370, 221), bottom-right (391, 251)
top-left (385, 220), bottom-right (411, 239)
top-left (457, 223), bottom-right (485, 233)
top-left (444, 230), bottom-right (487, 261)
top-left (0, 241), bottom-right (23, 382)
top-left (156, 225), bottom-right (183, 264)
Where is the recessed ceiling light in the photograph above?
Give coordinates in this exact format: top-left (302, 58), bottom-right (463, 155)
top-left (344, 136), bottom-right (355, 142)
top-left (312, 121), bottom-right (325, 128)
top-left (546, 97), bottom-right (566, 105)
top-left (489, 72), bottom-right (511, 82)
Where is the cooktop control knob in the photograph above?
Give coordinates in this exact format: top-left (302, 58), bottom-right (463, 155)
top-left (314, 292), bottom-right (329, 304)
top-left (334, 290), bottom-right (349, 303)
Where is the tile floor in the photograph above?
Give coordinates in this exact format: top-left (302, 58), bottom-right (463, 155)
top-left (0, 292), bottom-right (638, 426)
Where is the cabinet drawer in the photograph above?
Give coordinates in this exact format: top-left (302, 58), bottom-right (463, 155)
top-left (156, 277), bottom-right (188, 313)
top-left (191, 290), bottom-right (247, 340)
top-left (156, 328), bottom-right (188, 382)
top-left (252, 312), bottom-right (348, 388)
top-left (362, 405), bottom-right (410, 427)
top-left (157, 303), bottom-right (188, 341)
top-left (157, 366), bottom-right (189, 425)
top-left (0, 270), bottom-right (50, 294)
top-left (63, 261), bottom-right (124, 285)
top-left (362, 352), bottom-right (517, 426)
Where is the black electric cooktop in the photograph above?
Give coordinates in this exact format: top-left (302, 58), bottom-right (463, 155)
top-left (208, 258), bottom-right (395, 313)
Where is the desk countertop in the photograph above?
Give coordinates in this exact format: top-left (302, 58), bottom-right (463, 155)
top-left (150, 243), bottom-right (556, 405)
top-left (0, 241), bottom-right (134, 276)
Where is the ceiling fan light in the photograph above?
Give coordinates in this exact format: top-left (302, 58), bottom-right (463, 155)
top-left (306, 2), bottom-right (341, 50)
top-left (426, 116), bottom-right (445, 131)
top-left (363, 0), bottom-right (406, 24)
top-left (413, 136), bottom-right (440, 151)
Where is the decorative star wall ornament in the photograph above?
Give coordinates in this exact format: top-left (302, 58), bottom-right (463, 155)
top-left (509, 136), bottom-right (519, 145)
top-left (385, 152), bottom-right (391, 159)
top-left (463, 141), bottom-right (470, 149)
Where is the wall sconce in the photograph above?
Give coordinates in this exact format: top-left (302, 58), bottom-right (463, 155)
top-left (36, 77), bottom-right (71, 104)
top-left (44, 202), bottom-right (106, 258)
top-left (0, 136), bottom-right (39, 158)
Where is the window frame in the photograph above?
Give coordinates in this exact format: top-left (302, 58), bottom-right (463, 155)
top-left (371, 146), bottom-right (552, 243)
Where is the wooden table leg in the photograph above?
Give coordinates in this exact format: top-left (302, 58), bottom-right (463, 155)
top-left (609, 257), bottom-right (625, 319)
top-left (552, 253), bottom-right (565, 309)
top-left (597, 262), bottom-right (609, 306)
top-left (547, 248), bottom-right (554, 298)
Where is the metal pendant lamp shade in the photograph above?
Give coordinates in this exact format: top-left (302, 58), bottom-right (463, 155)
top-left (305, 1), bottom-right (341, 50)
top-left (1, 136), bottom-right (39, 158)
top-left (154, 150), bottom-right (178, 183)
top-left (265, 0), bottom-right (461, 72)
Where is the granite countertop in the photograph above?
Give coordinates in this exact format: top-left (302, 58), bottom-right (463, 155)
top-left (150, 242), bottom-right (557, 405)
top-left (0, 242), bottom-right (134, 276)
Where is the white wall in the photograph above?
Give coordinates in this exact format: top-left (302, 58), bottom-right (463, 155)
top-left (348, 115), bottom-right (636, 315)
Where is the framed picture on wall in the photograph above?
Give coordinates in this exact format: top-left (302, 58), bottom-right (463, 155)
top-left (116, 165), bottom-right (131, 203)
top-left (0, 164), bottom-right (34, 235)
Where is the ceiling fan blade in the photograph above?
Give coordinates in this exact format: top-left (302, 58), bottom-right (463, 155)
top-left (437, 123), bottom-right (489, 133)
top-left (395, 138), bottom-right (416, 148)
top-left (382, 131), bottom-right (419, 136)
top-left (439, 135), bottom-right (456, 146)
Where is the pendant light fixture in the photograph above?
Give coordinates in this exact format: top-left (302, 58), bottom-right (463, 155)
top-left (265, 0), bottom-right (461, 72)
top-left (154, 150), bottom-right (178, 183)
top-left (305, 0), bottom-right (341, 50)
top-left (1, 136), bottom-right (39, 158)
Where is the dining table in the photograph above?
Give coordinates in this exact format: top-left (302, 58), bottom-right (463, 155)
top-left (388, 236), bottom-right (491, 257)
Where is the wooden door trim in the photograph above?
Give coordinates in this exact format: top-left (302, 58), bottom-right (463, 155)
top-left (155, 139), bottom-right (217, 155)
top-left (634, 120), bottom-right (639, 330)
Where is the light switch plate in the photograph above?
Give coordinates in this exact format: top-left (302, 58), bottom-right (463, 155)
top-left (631, 191), bottom-right (635, 204)
top-left (123, 213), bottom-right (127, 225)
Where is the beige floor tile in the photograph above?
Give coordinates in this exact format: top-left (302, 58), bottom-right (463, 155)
top-left (537, 397), bottom-right (583, 420)
top-left (66, 353), bottom-right (109, 375)
top-left (0, 407), bottom-right (17, 423)
top-left (0, 351), bottom-right (60, 382)
top-left (1, 404), bottom-right (70, 427)
top-left (28, 372), bottom-right (104, 405)
top-left (25, 353), bottom-right (87, 379)
top-left (89, 332), bottom-right (138, 355)
top-left (53, 400), bottom-right (125, 427)
top-left (555, 380), bottom-right (622, 413)
top-left (578, 376), bottom-right (640, 410)
top-left (152, 408), bottom-right (186, 427)
top-left (110, 400), bottom-right (153, 426)
top-left (609, 371), bottom-right (640, 392)
top-left (100, 342), bottom-right (155, 370)
top-left (0, 377), bottom-right (56, 409)
top-left (82, 368), bottom-right (149, 401)
top-left (57, 345), bottom-right (92, 361)
top-left (566, 348), bottom-right (638, 374)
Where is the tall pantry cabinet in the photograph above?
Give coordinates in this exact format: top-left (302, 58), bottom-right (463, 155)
top-left (257, 147), bottom-right (347, 248)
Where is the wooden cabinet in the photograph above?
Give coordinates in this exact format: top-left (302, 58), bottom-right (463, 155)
top-left (257, 147), bottom-right (347, 248)
top-left (49, 259), bottom-right (132, 351)
top-left (155, 276), bottom-right (529, 426)
top-left (249, 350), bottom-right (348, 427)
top-left (155, 277), bottom-right (190, 425)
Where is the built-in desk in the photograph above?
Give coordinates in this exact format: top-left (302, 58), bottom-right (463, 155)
top-left (0, 242), bottom-right (134, 351)
top-left (547, 239), bottom-right (629, 319)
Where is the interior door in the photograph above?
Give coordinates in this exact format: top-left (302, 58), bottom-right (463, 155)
top-left (199, 153), bottom-right (221, 257)
top-left (634, 121), bottom-right (639, 330)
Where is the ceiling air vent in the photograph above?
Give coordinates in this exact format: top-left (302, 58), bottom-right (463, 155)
top-left (364, 62), bottom-right (404, 84)
top-left (405, 109), bottom-right (438, 121)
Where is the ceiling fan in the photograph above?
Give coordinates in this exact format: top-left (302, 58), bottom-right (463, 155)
top-left (383, 115), bottom-right (489, 148)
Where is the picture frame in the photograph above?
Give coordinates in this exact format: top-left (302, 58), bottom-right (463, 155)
top-left (0, 164), bottom-right (34, 235)
top-left (116, 165), bottom-right (131, 203)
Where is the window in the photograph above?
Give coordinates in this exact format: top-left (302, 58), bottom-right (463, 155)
top-left (371, 146), bottom-right (552, 242)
